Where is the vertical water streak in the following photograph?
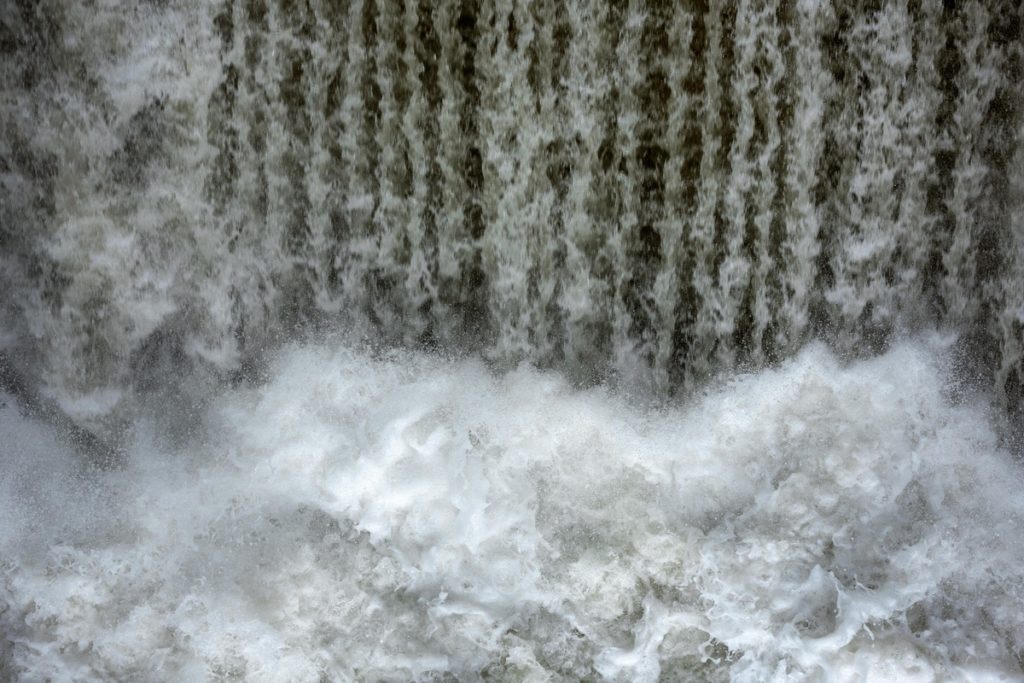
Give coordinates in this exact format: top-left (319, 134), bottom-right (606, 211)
top-left (220, 0), bottom-right (275, 350)
top-left (478, 0), bottom-right (537, 360)
top-left (305, 0), bottom-right (351, 315)
top-left (651, 5), bottom-right (696, 391)
top-left (367, 0), bottom-right (409, 335)
top-left (989, 0), bottom-right (1024, 431)
top-left (685, 0), bottom-right (728, 385)
top-left (824, 1), bottom-right (934, 350)
top-left (433, 0), bottom-right (489, 345)
top-left (398, 0), bottom-right (440, 342)
top-left (280, 0), bottom-right (324, 327)
top-left (204, 2), bottom-right (245, 354)
top-left (524, 0), bottom-right (568, 362)
top-left (575, 2), bottom-right (626, 379)
top-left (608, 0), bottom-right (647, 379)
top-left (338, 0), bottom-right (378, 320)
top-left (431, 1), bottom-right (464, 342)
top-left (996, 106), bottom-right (1024, 431)
top-left (714, 0), bottom-right (759, 369)
top-left (742, 0), bottom-right (785, 366)
top-left (940, 1), bottom-right (1005, 327)
top-left (776, 0), bottom-right (829, 357)
top-left (557, 0), bottom-right (612, 377)
top-left (890, 0), bottom-right (943, 328)
top-left (624, 0), bottom-right (678, 382)
top-left (263, 0), bottom-right (311, 327)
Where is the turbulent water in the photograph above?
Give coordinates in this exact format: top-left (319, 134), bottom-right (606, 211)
top-left (3, 340), bottom-right (1024, 681)
top-left (2, 0), bottom-right (1024, 680)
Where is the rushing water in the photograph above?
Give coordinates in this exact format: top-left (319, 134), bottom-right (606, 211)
top-left (4, 340), bottom-right (1024, 681)
top-left (2, 0), bottom-right (1023, 427)
top-left (1, 0), bottom-right (1024, 680)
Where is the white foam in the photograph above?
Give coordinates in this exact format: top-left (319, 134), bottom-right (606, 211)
top-left (1, 338), bottom-right (1023, 681)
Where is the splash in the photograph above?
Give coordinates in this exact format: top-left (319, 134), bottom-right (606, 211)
top-left (2, 339), bottom-right (1022, 680)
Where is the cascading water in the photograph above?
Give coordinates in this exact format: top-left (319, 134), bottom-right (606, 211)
top-left (1, 0), bottom-right (1024, 680)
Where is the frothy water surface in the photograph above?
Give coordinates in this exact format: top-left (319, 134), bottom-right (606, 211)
top-left (3, 338), bottom-right (1023, 681)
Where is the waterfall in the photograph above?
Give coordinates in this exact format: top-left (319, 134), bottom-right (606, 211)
top-left (2, 1), bottom-right (1024, 679)
top-left (2, 0), bottom-right (1023, 431)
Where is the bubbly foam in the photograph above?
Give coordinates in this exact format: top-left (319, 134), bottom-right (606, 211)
top-left (2, 338), bottom-right (1022, 681)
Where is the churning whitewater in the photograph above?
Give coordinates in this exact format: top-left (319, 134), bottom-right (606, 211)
top-left (2, 339), bottom-right (1024, 681)
top-left (2, 0), bottom-right (1024, 680)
